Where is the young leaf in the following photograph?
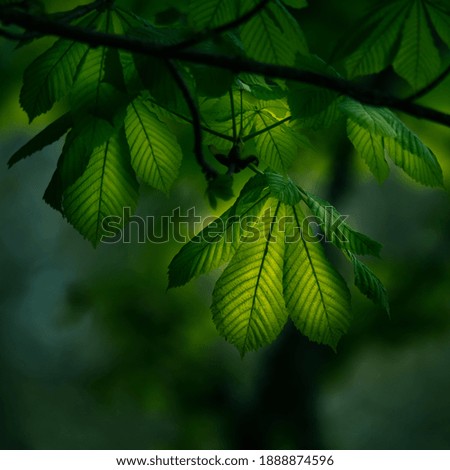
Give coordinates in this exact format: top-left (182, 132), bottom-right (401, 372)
top-left (124, 98), bottom-right (182, 193)
top-left (284, 205), bottom-right (352, 350)
top-left (393, 0), bottom-right (441, 90)
top-left (63, 131), bottom-right (139, 246)
top-left (211, 200), bottom-right (288, 354)
top-left (348, 253), bottom-right (390, 314)
top-left (240, 0), bottom-right (308, 66)
top-left (8, 113), bottom-right (72, 168)
top-left (303, 192), bottom-right (382, 257)
top-left (168, 174), bottom-right (269, 288)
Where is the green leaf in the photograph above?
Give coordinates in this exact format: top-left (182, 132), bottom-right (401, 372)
top-left (211, 200), bottom-right (288, 354)
top-left (59, 115), bottom-right (116, 189)
top-left (348, 253), bottom-right (389, 314)
top-left (265, 171), bottom-right (301, 205)
top-left (19, 37), bottom-right (90, 122)
top-left (250, 101), bottom-right (305, 173)
top-left (168, 174), bottom-right (269, 288)
top-left (281, 0), bottom-right (308, 8)
top-left (339, 99), bottom-right (397, 137)
top-left (71, 15), bottom-right (123, 116)
top-left (393, 0), bottom-right (441, 90)
top-left (63, 131), bottom-right (139, 246)
top-left (339, 99), bottom-right (394, 182)
top-left (344, 1), bottom-right (408, 78)
top-left (188, 0), bottom-right (238, 29)
top-left (240, 0), bottom-right (308, 66)
top-left (303, 192), bottom-right (382, 257)
top-left (287, 55), bottom-right (342, 129)
top-left (346, 120), bottom-right (390, 183)
top-left (8, 113), bottom-right (72, 168)
top-left (284, 205), bottom-right (352, 350)
top-left (427, 3), bottom-right (450, 48)
top-left (124, 98), bottom-right (182, 193)
top-left (376, 108), bottom-right (444, 187)
top-left (340, 100), bottom-right (444, 187)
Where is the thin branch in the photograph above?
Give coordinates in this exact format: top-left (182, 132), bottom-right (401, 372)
top-left (242, 116), bottom-right (292, 142)
top-left (405, 64), bottom-right (450, 102)
top-left (165, 60), bottom-right (218, 179)
top-left (50, 0), bottom-right (109, 24)
top-left (2, 9), bottom-right (450, 128)
top-left (147, 98), bottom-right (235, 142)
top-left (165, 0), bottom-right (271, 52)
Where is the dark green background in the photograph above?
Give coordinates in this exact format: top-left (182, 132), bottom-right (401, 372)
top-left (1, 0), bottom-right (449, 449)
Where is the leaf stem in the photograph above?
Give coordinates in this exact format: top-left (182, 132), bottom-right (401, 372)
top-left (165, 60), bottom-right (218, 180)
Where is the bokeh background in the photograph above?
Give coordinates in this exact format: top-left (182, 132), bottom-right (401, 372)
top-left (1, 0), bottom-right (450, 449)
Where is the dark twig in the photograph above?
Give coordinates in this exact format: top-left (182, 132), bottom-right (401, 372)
top-left (165, 60), bottom-right (218, 179)
top-left (242, 116), bottom-right (292, 142)
top-left (165, 0), bottom-right (271, 52)
top-left (2, 9), bottom-right (450, 128)
top-left (405, 64), bottom-right (450, 102)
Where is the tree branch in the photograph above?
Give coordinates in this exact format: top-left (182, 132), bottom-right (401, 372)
top-left (405, 64), bottom-right (450, 102)
top-left (2, 8), bottom-right (450, 128)
top-left (165, 60), bottom-right (218, 180)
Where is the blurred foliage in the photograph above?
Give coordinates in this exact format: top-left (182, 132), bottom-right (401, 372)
top-left (0, 0), bottom-right (449, 450)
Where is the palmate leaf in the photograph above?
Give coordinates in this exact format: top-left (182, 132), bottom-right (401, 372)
top-left (393, 0), bottom-right (441, 90)
top-left (168, 174), bottom-right (269, 287)
top-left (284, 205), bottom-right (352, 350)
top-left (303, 192), bottom-right (382, 257)
top-left (339, 99), bottom-right (444, 187)
top-left (211, 199), bottom-right (288, 354)
top-left (8, 113), bottom-right (72, 168)
top-left (19, 13), bottom-right (97, 121)
top-left (124, 98), bottom-right (182, 193)
top-left (63, 131), bottom-right (139, 246)
top-left (344, 1), bottom-right (408, 79)
top-left (348, 252), bottom-right (390, 314)
top-left (344, 0), bottom-right (445, 90)
top-left (240, 0), bottom-right (308, 66)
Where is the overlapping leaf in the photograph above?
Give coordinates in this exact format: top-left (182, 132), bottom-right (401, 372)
top-left (8, 113), bottom-right (72, 168)
top-left (240, 0), bottom-right (308, 65)
top-left (188, 0), bottom-right (238, 29)
top-left (339, 99), bottom-right (443, 187)
top-left (211, 199), bottom-right (288, 354)
top-left (344, 0), bottom-right (445, 90)
top-left (63, 131), bottom-right (139, 246)
top-left (124, 98), bottom-right (182, 193)
top-left (284, 205), bottom-right (352, 350)
top-left (303, 192), bottom-right (382, 257)
top-left (348, 252), bottom-right (390, 314)
top-left (19, 14), bottom-right (97, 121)
top-left (168, 174), bottom-right (269, 287)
